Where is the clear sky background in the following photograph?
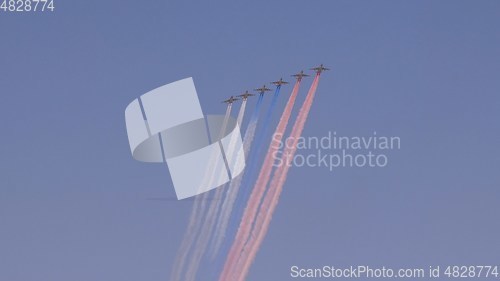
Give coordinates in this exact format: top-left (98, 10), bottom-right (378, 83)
top-left (1, 1), bottom-right (499, 280)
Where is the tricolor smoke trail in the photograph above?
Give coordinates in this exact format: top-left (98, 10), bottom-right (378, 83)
top-left (235, 74), bottom-right (321, 281)
top-left (219, 79), bottom-right (303, 281)
top-left (211, 86), bottom-right (282, 259)
top-left (183, 95), bottom-right (263, 281)
top-left (234, 86), bottom-right (282, 218)
top-left (170, 104), bottom-right (233, 281)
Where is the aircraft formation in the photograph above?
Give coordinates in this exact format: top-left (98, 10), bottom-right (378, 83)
top-left (221, 64), bottom-right (329, 104)
top-left (173, 64), bottom-right (329, 281)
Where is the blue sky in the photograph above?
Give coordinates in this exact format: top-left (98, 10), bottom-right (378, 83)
top-left (1, 1), bottom-right (499, 280)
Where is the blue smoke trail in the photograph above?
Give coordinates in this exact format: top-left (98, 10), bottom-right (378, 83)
top-left (246, 86), bottom-right (281, 182)
top-left (233, 85), bottom-right (281, 226)
top-left (208, 86), bottom-right (281, 279)
top-left (249, 94), bottom-right (264, 127)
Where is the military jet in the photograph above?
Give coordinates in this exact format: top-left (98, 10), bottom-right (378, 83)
top-left (291, 70), bottom-right (310, 80)
top-left (271, 78), bottom-right (289, 86)
top-left (310, 64), bottom-right (330, 74)
top-left (237, 90), bottom-right (255, 100)
top-left (254, 85), bottom-right (272, 94)
top-left (222, 96), bottom-right (239, 104)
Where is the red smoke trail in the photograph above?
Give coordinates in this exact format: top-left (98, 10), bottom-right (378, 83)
top-left (235, 75), bottom-right (321, 281)
top-left (171, 104), bottom-right (233, 281)
top-left (220, 80), bottom-right (302, 281)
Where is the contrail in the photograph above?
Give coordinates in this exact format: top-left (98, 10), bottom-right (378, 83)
top-left (183, 95), bottom-right (263, 281)
top-left (235, 74), bottom-right (321, 281)
top-left (219, 79), bottom-right (303, 281)
top-left (211, 86), bottom-right (282, 259)
top-left (170, 104), bottom-right (233, 281)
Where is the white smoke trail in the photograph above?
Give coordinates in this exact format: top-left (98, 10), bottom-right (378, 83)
top-left (170, 104), bottom-right (233, 281)
top-left (237, 99), bottom-right (247, 125)
top-left (183, 99), bottom-right (249, 281)
top-left (209, 98), bottom-right (247, 256)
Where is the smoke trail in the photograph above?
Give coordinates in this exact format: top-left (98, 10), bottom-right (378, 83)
top-left (208, 98), bottom-right (247, 257)
top-left (233, 87), bottom-right (281, 219)
top-left (219, 80), bottom-right (302, 281)
top-left (211, 87), bottom-right (282, 259)
top-left (236, 99), bottom-right (247, 125)
top-left (183, 95), bottom-right (263, 281)
top-left (170, 104), bottom-right (233, 281)
top-left (235, 75), bottom-right (321, 281)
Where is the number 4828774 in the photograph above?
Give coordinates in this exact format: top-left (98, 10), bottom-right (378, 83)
top-left (1, 0), bottom-right (55, 12)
